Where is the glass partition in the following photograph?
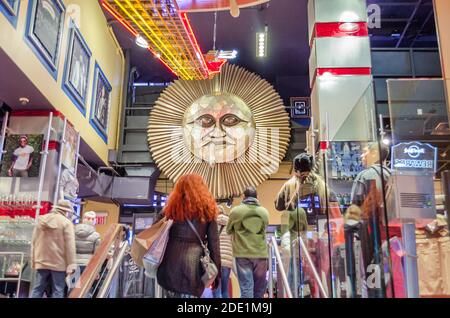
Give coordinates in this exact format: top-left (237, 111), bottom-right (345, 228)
top-left (387, 79), bottom-right (449, 298)
top-left (274, 78), bottom-right (449, 298)
top-left (281, 82), bottom-right (394, 298)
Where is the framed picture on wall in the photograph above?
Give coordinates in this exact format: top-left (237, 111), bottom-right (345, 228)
top-left (62, 20), bottom-right (92, 115)
top-left (0, 0), bottom-right (20, 27)
top-left (89, 62), bottom-right (112, 142)
top-left (25, 0), bottom-right (65, 79)
top-left (0, 134), bottom-right (44, 178)
top-left (61, 123), bottom-right (79, 173)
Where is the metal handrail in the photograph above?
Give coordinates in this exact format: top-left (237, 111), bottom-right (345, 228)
top-left (69, 224), bottom-right (125, 298)
top-left (97, 241), bottom-right (129, 298)
top-left (291, 236), bottom-right (329, 298)
top-left (269, 236), bottom-right (293, 298)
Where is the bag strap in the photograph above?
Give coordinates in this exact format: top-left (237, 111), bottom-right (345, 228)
top-left (187, 220), bottom-right (209, 254)
top-left (219, 225), bottom-right (225, 235)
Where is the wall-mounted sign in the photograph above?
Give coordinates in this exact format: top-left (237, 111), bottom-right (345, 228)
top-left (290, 97), bottom-right (310, 119)
top-left (96, 211), bottom-right (108, 225)
top-left (391, 141), bottom-right (437, 173)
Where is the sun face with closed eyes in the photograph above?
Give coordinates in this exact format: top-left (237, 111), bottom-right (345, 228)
top-left (183, 93), bottom-right (255, 164)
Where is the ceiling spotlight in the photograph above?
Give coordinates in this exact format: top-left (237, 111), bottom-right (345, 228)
top-left (135, 35), bottom-right (149, 49)
top-left (230, 0), bottom-right (240, 18)
top-left (19, 97), bottom-right (29, 105)
top-left (218, 50), bottom-right (238, 59)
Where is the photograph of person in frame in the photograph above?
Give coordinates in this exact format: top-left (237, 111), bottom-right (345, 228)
top-left (1, 135), bottom-right (43, 178)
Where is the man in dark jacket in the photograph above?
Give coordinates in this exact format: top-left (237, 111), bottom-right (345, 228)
top-left (226, 186), bottom-right (269, 298)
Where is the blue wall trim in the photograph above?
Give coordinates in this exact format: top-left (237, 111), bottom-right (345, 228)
top-left (0, 0), bottom-right (21, 28)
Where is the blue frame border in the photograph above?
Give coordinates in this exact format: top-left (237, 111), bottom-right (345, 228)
top-left (0, 0), bottom-right (21, 28)
top-left (89, 62), bottom-right (112, 143)
top-left (24, 0), bottom-right (65, 80)
top-left (62, 20), bottom-right (92, 116)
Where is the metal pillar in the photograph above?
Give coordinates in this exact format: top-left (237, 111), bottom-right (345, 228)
top-left (402, 222), bottom-right (420, 298)
top-left (35, 112), bottom-right (53, 220)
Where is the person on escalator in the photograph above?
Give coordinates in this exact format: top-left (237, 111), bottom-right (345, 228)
top-left (156, 174), bottom-right (221, 298)
top-left (227, 186), bottom-right (269, 298)
top-left (213, 206), bottom-right (233, 298)
top-left (30, 199), bottom-right (77, 298)
top-left (350, 142), bottom-right (391, 206)
top-left (75, 211), bottom-right (101, 273)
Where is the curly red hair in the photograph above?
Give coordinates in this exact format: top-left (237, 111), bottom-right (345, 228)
top-left (163, 174), bottom-right (218, 223)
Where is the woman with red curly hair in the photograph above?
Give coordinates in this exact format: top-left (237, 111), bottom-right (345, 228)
top-left (157, 174), bottom-right (221, 298)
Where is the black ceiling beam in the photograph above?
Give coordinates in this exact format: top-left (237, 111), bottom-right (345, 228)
top-left (396, 0), bottom-right (423, 48)
top-left (410, 8), bottom-right (434, 47)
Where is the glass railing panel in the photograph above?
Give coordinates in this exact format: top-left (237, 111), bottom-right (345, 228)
top-left (317, 83), bottom-right (394, 298)
top-left (386, 79), bottom-right (449, 298)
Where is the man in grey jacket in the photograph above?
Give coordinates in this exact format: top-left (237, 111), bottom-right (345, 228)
top-left (75, 211), bottom-right (101, 270)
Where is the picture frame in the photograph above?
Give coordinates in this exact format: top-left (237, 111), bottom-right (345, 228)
top-left (25, 0), bottom-right (65, 79)
top-left (62, 20), bottom-right (92, 115)
top-left (0, 134), bottom-right (44, 178)
top-left (0, 0), bottom-right (20, 27)
top-left (61, 122), bottom-right (79, 173)
top-left (290, 97), bottom-right (310, 119)
top-left (89, 62), bottom-right (112, 142)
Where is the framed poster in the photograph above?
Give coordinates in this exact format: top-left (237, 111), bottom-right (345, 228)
top-left (89, 62), bottom-right (112, 142)
top-left (62, 20), bottom-right (92, 115)
top-left (0, 0), bottom-right (20, 26)
top-left (290, 97), bottom-right (310, 119)
top-left (25, 0), bottom-right (65, 79)
top-left (330, 141), bottom-right (365, 180)
top-left (61, 123), bottom-right (79, 173)
top-left (0, 134), bottom-right (44, 178)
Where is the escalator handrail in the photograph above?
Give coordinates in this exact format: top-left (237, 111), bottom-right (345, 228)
top-left (270, 236), bottom-right (293, 298)
top-left (96, 241), bottom-right (129, 298)
top-left (291, 237), bottom-right (329, 298)
top-left (68, 223), bottom-right (125, 298)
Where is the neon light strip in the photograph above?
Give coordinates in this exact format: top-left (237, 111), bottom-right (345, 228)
top-left (127, 0), bottom-right (193, 79)
top-left (179, 12), bottom-right (210, 77)
top-left (118, 0), bottom-right (187, 76)
top-left (114, 0), bottom-right (191, 79)
top-left (102, 1), bottom-right (179, 77)
top-left (147, 1), bottom-right (199, 79)
top-left (101, 1), bottom-right (137, 36)
top-left (147, 48), bottom-right (177, 77)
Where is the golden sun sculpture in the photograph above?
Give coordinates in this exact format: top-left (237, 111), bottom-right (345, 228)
top-left (148, 64), bottom-right (291, 199)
